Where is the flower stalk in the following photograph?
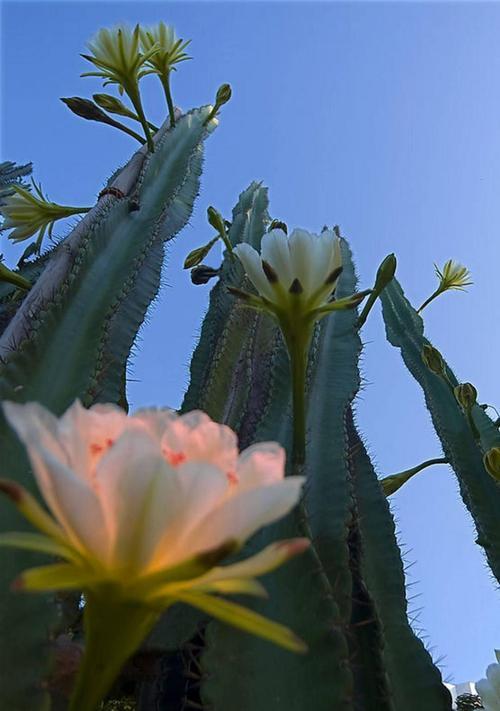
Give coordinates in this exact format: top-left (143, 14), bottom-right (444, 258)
top-left (69, 593), bottom-right (159, 711)
top-left (417, 260), bottom-right (472, 314)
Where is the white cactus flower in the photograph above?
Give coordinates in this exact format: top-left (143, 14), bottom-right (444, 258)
top-left (232, 228), bottom-right (368, 326)
top-left (477, 651), bottom-right (500, 710)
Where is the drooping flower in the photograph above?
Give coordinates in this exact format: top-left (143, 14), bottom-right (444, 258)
top-left (476, 651), bottom-right (500, 710)
top-left (232, 228), bottom-right (369, 463)
top-left (0, 181), bottom-right (90, 251)
top-left (0, 400), bottom-right (308, 709)
top-left (139, 22), bottom-right (191, 126)
top-left (417, 259), bottom-right (472, 313)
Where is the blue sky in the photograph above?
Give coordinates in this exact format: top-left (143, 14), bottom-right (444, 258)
top-left (2, 0), bottom-right (499, 684)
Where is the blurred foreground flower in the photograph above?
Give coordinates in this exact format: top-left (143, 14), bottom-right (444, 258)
top-left (476, 651), bottom-right (500, 710)
top-left (0, 181), bottom-right (90, 253)
top-left (81, 25), bottom-right (159, 151)
top-left (140, 22), bottom-right (191, 126)
top-left (418, 260), bottom-right (472, 313)
top-left (0, 400), bottom-right (307, 710)
top-left (232, 228), bottom-right (369, 463)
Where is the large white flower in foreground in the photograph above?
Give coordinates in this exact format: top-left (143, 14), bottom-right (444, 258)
top-left (477, 651), bottom-right (500, 710)
top-left (0, 400), bottom-right (307, 652)
top-left (233, 228), bottom-right (364, 320)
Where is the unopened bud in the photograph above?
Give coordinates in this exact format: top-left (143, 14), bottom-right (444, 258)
top-left (422, 344), bottom-right (445, 376)
top-left (454, 383), bottom-right (477, 411)
top-left (483, 448), bottom-right (500, 482)
top-left (207, 206), bottom-right (226, 236)
top-left (190, 264), bottom-right (220, 285)
top-left (93, 93), bottom-right (133, 118)
top-left (374, 253), bottom-right (397, 291)
top-left (184, 237), bottom-right (219, 269)
top-left (215, 83), bottom-right (232, 109)
top-left (269, 219), bottom-right (288, 234)
top-left (61, 97), bottom-right (112, 124)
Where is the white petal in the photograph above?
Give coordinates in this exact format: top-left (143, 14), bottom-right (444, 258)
top-left (233, 243), bottom-right (274, 300)
top-left (236, 442), bottom-right (285, 493)
top-left (488, 663), bottom-right (500, 698)
top-left (476, 678), bottom-right (500, 710)
top-left (288, 228), bottom-right (318, 293)
top-left (183, 477), bottom-right (305, 554)
top-left (132, 407), bottom-right (177, 442)
top-left (260, 230), bottom-right (293, 288)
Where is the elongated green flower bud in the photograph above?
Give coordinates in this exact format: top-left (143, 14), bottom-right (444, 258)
top-left (184, 237), bottom-right (219, 269)
top-left (484, 448), bottom-right (500, 482)
top-left (422, 344), bottom-right (445, 376)
top-left (454, 383), bottom-right (478, 411)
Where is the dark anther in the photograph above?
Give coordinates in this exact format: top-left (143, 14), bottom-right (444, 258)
top-left (262, 260), bottom-right (278, 283)
top-left (289, 278), bottom-right (303, 294)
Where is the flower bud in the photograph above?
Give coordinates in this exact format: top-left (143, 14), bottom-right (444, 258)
top-left (190, 265), bottom-right (220, 285)
top-left (207, 206), bottom-right (226, 236)
top-left (183, 237), bottom-right (219, 269)
top-left (374, 253), bottom-right (397, 291)
top-left (93, 93), bottom-right (134, 118)
top-left (483, 448), bottom-right (500, 482)
top-left (61, 97), bottom-right (113, 124)
top-left (422, 344), bottom-right (445, 376)
top-left (215, 83), bottom-right (232, 108)
top-left (454, 382), bottom-right (477, 411)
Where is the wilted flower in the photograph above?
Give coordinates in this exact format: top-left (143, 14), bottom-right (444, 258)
top-left (81, 25), bottom-right (159, 150)
top-left (476, 651), bottom-right (500, 710)
top-left (0, 181), bottom-right (90, 252)
top-left (418, 260), bottom-right (472, 313)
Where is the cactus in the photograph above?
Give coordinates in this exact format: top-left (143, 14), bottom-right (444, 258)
top-left (1, 19), bottom-right (495, 711)
top-left (0, 107), bottom-right (216, 709)
top-left (380, 278), bottom-right (500, 584)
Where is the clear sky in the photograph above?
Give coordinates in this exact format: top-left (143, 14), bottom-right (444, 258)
top-left (2, 0), bottom-right (499, 684)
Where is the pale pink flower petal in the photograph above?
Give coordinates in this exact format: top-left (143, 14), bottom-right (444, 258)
top-left (18, 439), bottom-right (109, 560)
top-left (235, 442), bottom-right (285, 493)
top-left (147, 461), bottom-right (231, 570)
top-left (57, 401), bottom-right (130, 480)
top-left (3, 401), bottom-right (69, 468)
top-left (182, 478), bottom-right (305, 556)
top-left (132, 407), bottom-right (177, 442)
top-left (161, 411), bottom-right (238, 474)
